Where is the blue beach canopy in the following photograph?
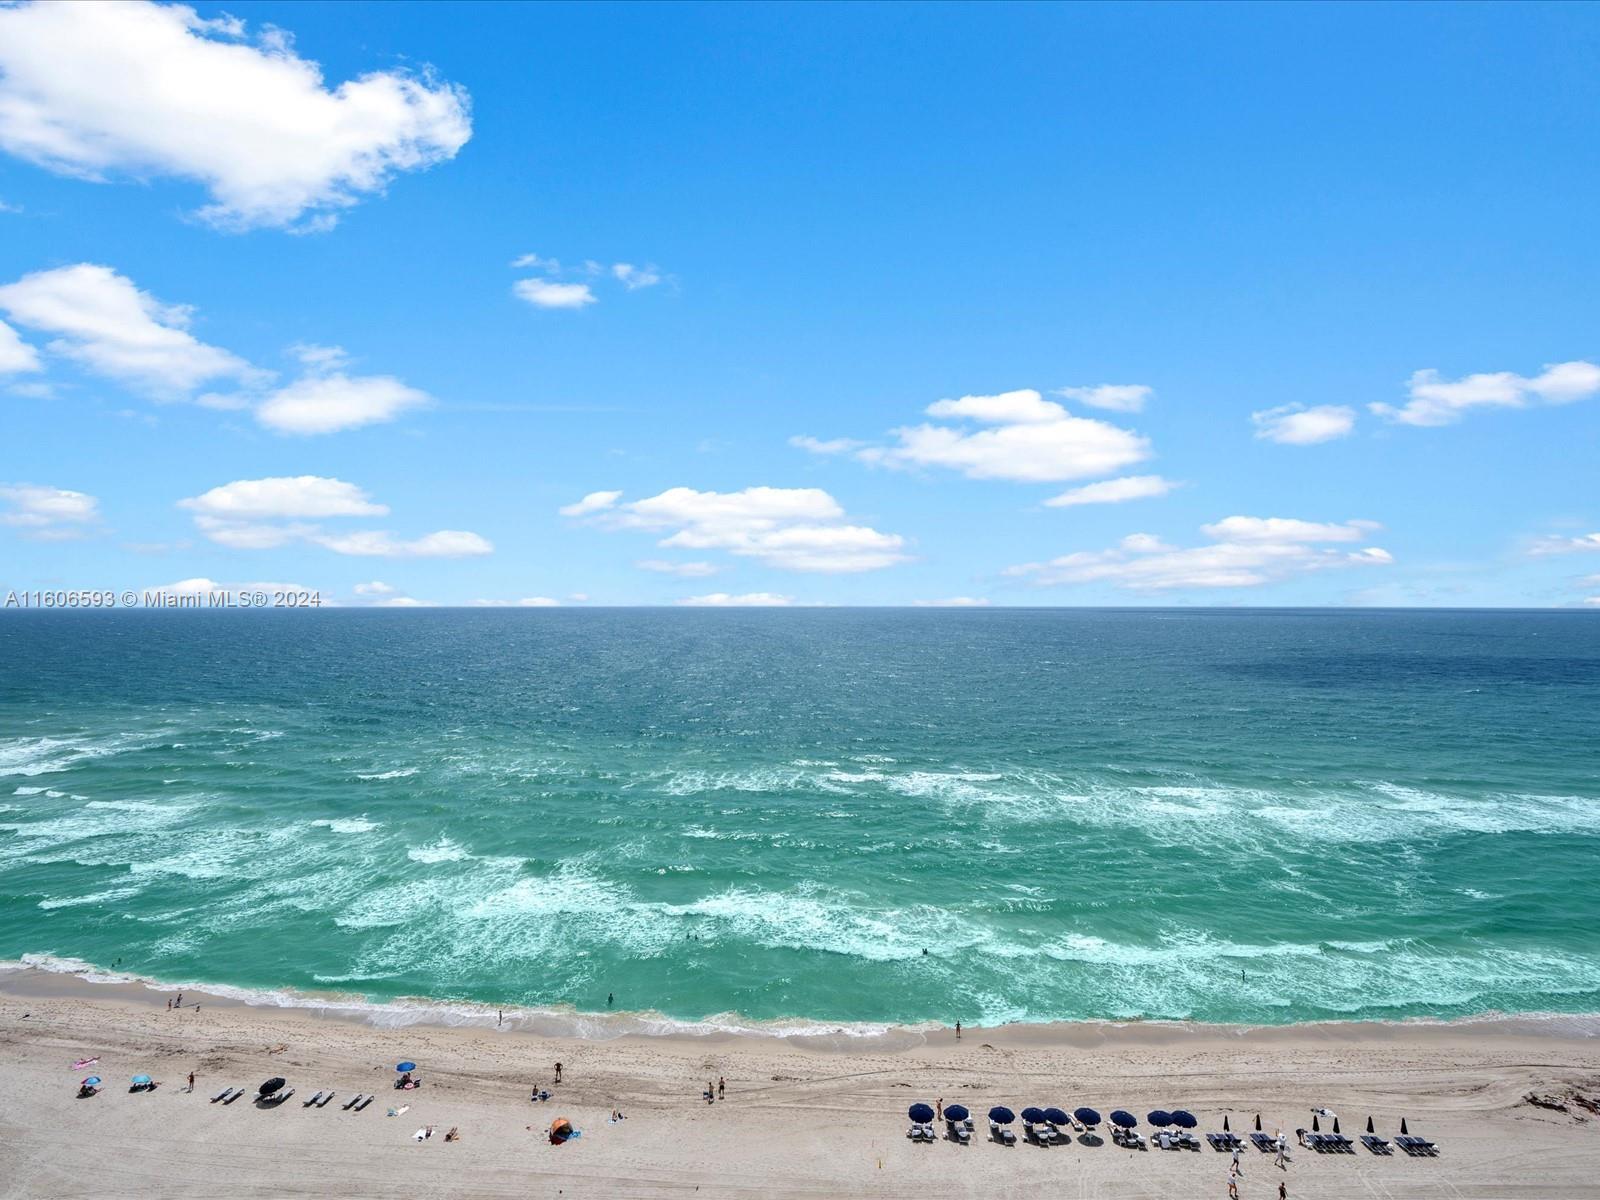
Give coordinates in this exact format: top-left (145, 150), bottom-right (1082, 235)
top-left (83, 1076), bottom-right (101, 1086)
top-left (944, 1104), bottom-right (969, 1122)
top-left (1110, 1110), bottom-right (1137, 1128)
top-left (1171, 1110), bottom-right (1198, 1129)
top-left (1043, 1107), bottom-right (1070, 1126)
top-left (1074, 1106), bottom-right (1101, 1126)
top-left (131, 1074), bottom-right (151, 1084)
top-left (395, 1061), bottom-right (417, 1073)
top-left (988, 1106), bottom-right (1015, 1124)
top-left (1147, 1109), bottom-right (1172, 1127)
top-left (1020, 1106), bottom-right (1045, 1122)
top-left (908, 1103), bottom-right (935, 1123)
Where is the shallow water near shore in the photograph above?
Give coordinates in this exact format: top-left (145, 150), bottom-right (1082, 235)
top-left (3, 608), bottom-right (1598, 1033)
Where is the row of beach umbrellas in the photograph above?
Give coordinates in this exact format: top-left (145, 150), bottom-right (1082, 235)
top-left (913, 1104), bottom-right (1416, 1135)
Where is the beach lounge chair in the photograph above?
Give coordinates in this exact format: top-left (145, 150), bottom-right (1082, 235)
top-left (1361, 1135), bottom-right (1392, 1155)
top-left (304, 1091), bottom-right (326, 1107)
top-left (223, 1089), bottom-right (244, 1105)
top-left (1249, 1132), bottom-right (1276, 1153)
top-left (342, 1094), bottom-right (364, 1110)
top-left (355, 1094), bottom-right (375, 1111)
top-left (1397, 1135), bottom-right (1438, 1156)
top-left (990, 1121), bottom-right (1017, 1145)
top-left (276, 1088), bottom-right (295, 1104)
top-left (211, 1086), bottom-right (232, 1103)
top-left (317, 1091), bottom-right (335, 1107)
top-left (1023, 1120), bottom-right (1050, 1146)
top-left (946, 1118), bottom-right (971, 1144)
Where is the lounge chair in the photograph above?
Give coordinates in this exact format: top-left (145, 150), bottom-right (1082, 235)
top-left (355, 1094), bottom-right (375, 1111)
top-left (276, 1088), bottom-right (295, 1104)
top-left (1249, 1132), bottom-right (1277, 1153)
top-left (1023, 1120), bottom-right (1051, 1146)
top-left (342, 1094), bottom-right (364, 1110)
top-left (1397, 1135), bottom-right (1438, 1156)
top-left (222, 1089), bottom-right (244, 1105)
top-left (211, 1086), bottom-right (232, 1103)
top-left (1113, 1127), bottom-right (1147, 1149)
top-left (304, 1091), bottom-right (326, 1107)
top-left (990, 1120), bottom-right (1017, 1146)
top-left (1361, 1135), bottom-right (1392, 1155)
top-left (317, 1091), bottom-right (335, 1107)
top-left (946, 1118), bottom-right (971, 1144)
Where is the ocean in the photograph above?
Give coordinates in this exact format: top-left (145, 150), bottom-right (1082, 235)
top-left (2, 608), bottom-right (1597, 1035)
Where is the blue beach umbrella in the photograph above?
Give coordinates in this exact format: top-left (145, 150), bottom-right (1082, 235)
top-left (1044, 1107), bottom-right (1070, 1126)
top-left (395, 1061), bottom-right (417, 1073)
top-left (908, 1103), bottom-right (935, 1123)
top-left (988, 1106), bottom-right (1015, 1124)
top-left (1171, 1110), bottom-right (1197, 1129)
top-left (945, 1104), bottom-right (969, 1122)
top-left (1147, 1109), bottom-right (1172, 1127)
top-left (1020, 1106), bottom-right (1045, 1123)
top-left (1110, 1110), bottom-right (1137, 1129)
top-left (1074, 1107), bottom-right (1101, 1127)
top-left (131, 1074), bottom-right (151, 1085)
top-left (83, 1076), bottom-right (101, 1086)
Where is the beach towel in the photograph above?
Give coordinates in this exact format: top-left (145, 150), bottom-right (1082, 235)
top-left (72, 1058), bottom-right (99, 1070)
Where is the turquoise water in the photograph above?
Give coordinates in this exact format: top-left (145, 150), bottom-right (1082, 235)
top-left (2, 608), bottom-right (1597, 1032)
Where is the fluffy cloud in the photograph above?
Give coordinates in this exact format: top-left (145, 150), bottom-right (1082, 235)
top-left (255, 372), bottom-right (430, 434)
top-left (0, 482), bottom-right (100, 538)
top-left (513, 279), bottom-right (596, 310)
top-left (1052, 384), bottom-right (1153, 413)
top-left (0, 1), bottom-right (470, 231)
top-left (1372, 361), bottom-right (1600, 427)
top-left (0, 320), bottom-right (41, 374)
top-left (0, 264), bottom-right (432, 433)
top-left (1529, 532), bottom-right (1600, 556)
top-left (1045, 474), bottom-right (1179, 508)
top-left (636, 559), bottom-right (719, 577)
top-left (1007, 516), bottom-right (1392, 591)
top-left (179, 476), bottom-right (387, 520)
top-left (676, 592), bottom-right (794, 607)
top-left (353, 580), bottom-right (397, 596)
top-left (789, 435), bottom-right (864, 455)
top-left (611, 263), bottom-right (662, 290)
top-left (472, 596), bottom-right (561, 607)
top-left (0, 263), bottom-right (258, 395)
top-left (912, 597), bottom-right (991, 607)
top-left (564, 485), bottom-right (909, 573)
top-left (849, 389), bottom-right (1150, 483)
top-left (179, 476), bottom-right (490, 558)
top-left (310, 529), bottom-right (493, 558)
top-left (1252, 403), bottom-right (1357, 445)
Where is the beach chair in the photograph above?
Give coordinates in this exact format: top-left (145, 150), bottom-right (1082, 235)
top-left (317, 1091), bottom-right (335, 1107)
top-left (1361, 1135), bottom-right (1392, 1155)
top-left (210, 1086), bottom-right (232, 1103)
top-left (223, 1088), bottom-right (244, 1105)
top-left (355, 1094), bottom-right (374, 1111)
top-left (304, 1091), bottom-right (325, 1107)
top-left (946, 1118), bottom-right (972, 1144)
top-left (1023, 1120), bottom-right (1050, 1146)
top-left (1397, 1135), bottom-right (1438, 1156)
top-left (342, 1094), bottom-right (363, 1110)
top-left (1249, 1132), bottom-right (1276, 1153)
top-left (990, 1121), bottom-right (1017, 1146)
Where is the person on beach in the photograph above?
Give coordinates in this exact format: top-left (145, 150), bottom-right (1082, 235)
top-left (608, 992), bottom-right (614, 1007)
top-left (936, 1098), bottom-right (943, 1121)
top-left (1227, 1175), bottom-right (1240, 1200)
top-left (704, 1081), bottom-right (714, 1103)
top-left (554, 1062), bottom-right (563, 1084)
top-left (1232, 1143), bottom-right (1243, 1173)
top-left (1275, 1131), bottom-right (1287, 1167)
top-left (498, 1009), bottom-right (503, 1027)
top-left (166, 999), bottom-right (171, 1011)
top-left (718, 1077), bottom-right (725, 1099)
top-left (955, 1021), bottom-right (961, 1040)
top-left (187, 1071), bottom-right (195, 1093)
top-left (1278, 1183), bottom-right (1287, 1200)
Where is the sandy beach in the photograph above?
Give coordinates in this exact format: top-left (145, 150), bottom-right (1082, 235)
top-left (3, 969), bottom-right (1598, 1199)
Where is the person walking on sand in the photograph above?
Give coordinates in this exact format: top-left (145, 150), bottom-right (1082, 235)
top-left (936, 1098), bottom-right (944, 1122)
top-left (955, 1021), bottom-right (961, 1040)
top-left (718, 1077), bottom-right (725, 1099)
top-left (1232, 1143), bottom-right (1243, 1174)
top-left (1275, 1130), bottom-right (1287, 1167)
top-left (1228, 1175), bottom-right (1240, 1200)
top-left (554, 1062), bottom-right (562, 1084)
top-left (1278, 1183), bottom-right (1287, 1200)
top-left (187, 1071), bottom-right (195, 1093)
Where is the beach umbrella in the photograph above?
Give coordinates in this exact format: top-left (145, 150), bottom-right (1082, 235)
top-left (1147, 1109), bottom-right (1172, 1128)
top-left (395, 1061), bottom-right (416, 1073)
top-left (549, 1116), bottom-right (572, 1144)
top-left (1223, 1116), bottom-right (1231, 1132)
top-left (1020, 1106), bottom-right (1045, 1123)
top-left (909, 1103), bottom-right (935, 1123)
top-left (1333, 1117), bottom-right (1342, 1134)
top-left (131, 1074), bottom-right (151, 1085)
top-left (945, 1104), bottom-right (969, 1122)
top-left (1400, 1118), bottom-right (1409, 1136)
top-left (1110, 1110), bottom-right (1137, 1129)
top-left (1254, 1113), bottom-right (1262, 1131)
top-left (1312, 1114), bottom-right (1320, 1132)
top-left (988, 1106), bottom-right (1015, 1124)
top-left (258, 1077), bottom-right (285, 1096)
top-left (1366, 1116), bottom-right (1375, 1134)
top-left (1044, 1107), bottom-right (1070, 1126)
top-left (1074, 1107), bottom-right (1101, 1127)
top-left (1171, 1110), bottom-right (1197, 1130)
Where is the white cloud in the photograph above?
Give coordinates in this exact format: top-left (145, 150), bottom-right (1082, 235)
top-left (353, 580), bottom-right (397, 596)
top-left (568, 485), bottom-right (909, 573)
top-left (789, 435), bottom-right (864, 455)
top-left (0, 0), bottom-right (470, 231)
top-left (513, 279), bottom-right (596, 310)
top-left (677, 592), bottom-right (794, 607)
top-left (473, 596), bottom-right (561, 607)
top-left (255, 371), bottom-right (430, 434)
top-left (1053, 383), bottom-right (1153, 413)
top-left (0, 263), bottom-right (257, 395)
top-left (0, 482), bottom-right (100, 536)
top-left (1372, 361), bottom-right (1600, 427)
top-left (1007, 516), bottom-right (1392, 591)
top-left (559, 490), bottom-right (622, 518)
top-left (1529, 532), bottom-right (1600, 556)
top-left (178, 476), bottom-right (387, 520)
top-left (312, 529), bottom-right (493, 558)
top-left (636, 559), bottom-right (719, 577)
top-left (376, 596), bottom-right (429, 607)
top-left (1044, 474), bottom-right (1179, 508)
top-left (1583, 596), bottom-right (1600, 608)
top-left (611, 263), bottom-right (662, 290)
top-left (912, 597), bottom-right (991, 607)
top-left (854, 389), bottom-right (1150, 483)
top-left (1251, 403), bottom-right (1357, 445)
top-left (0, 320), bottom-right (41, 373)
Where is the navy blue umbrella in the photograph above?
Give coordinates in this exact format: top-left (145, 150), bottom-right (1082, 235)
top-left (988, 1106), bottom-right (1015, 1124)
top-left (1147, 1109), bottom-right (1172, 1127)
top-left (1074, 1107), bottom-right (1101, 1127)
top-left (1043, 1106), bottom-right (1070, 1126)
top-left (1171, 1110), bottom-right (1198, 1129)
top-left (945, 1104), bottom-right (970, 1122)
top-left (1020, 1106), bottom-right (1046, 1123)
top-left (395, 1062), bottom-right (417, 1073)
top-left (909, 1103), bottom-right (935, 1123)
top-left (1110, 1110), bottom-right (1137, 1129)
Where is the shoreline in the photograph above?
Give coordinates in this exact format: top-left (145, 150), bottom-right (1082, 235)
top-left (7, 954), bottom-right (1599, 1053)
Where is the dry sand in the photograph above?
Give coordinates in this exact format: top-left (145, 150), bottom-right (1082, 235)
top-left (3, 969), bottom-right (1599, 1199)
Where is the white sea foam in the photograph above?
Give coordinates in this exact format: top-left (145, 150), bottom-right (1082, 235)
top-left (311, 817), bottom-right (380, 834)
top-left (408, 837), bottom-right (469, 863)
top-left (38, 886), bottom-right (143, 910)
top-left (357, 768), bottom-right (418, 781)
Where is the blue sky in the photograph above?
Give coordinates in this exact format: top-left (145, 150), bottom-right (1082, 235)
top-left (1, 0), bottom-right (1597, 607)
